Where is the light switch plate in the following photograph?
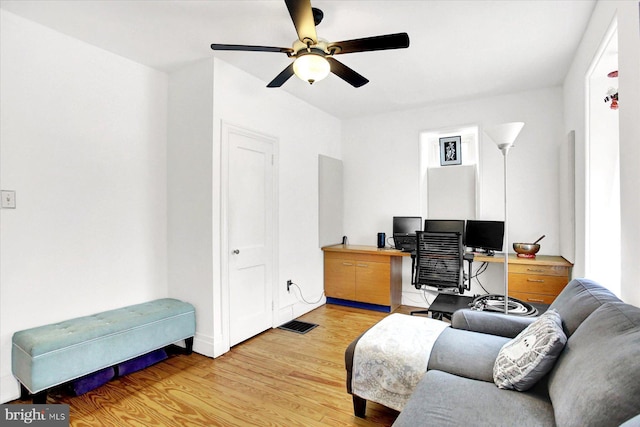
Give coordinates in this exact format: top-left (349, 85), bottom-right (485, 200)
top-left (1, 190), bottom-right (16, 208)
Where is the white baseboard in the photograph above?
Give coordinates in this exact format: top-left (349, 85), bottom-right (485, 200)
top-left (275, 305), bottom-right (294, 327)
top-left (292, 297), bottom-right (326, 319)
top-left (274, 299), bottom-right (325, 330)
top-left (1, 374), bottom-right (20, 404)
top-left (193, 332), bottom-right (214, 358)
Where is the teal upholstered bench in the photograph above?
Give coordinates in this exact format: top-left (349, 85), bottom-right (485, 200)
top-left (12, 298), bottom-right (195, 403)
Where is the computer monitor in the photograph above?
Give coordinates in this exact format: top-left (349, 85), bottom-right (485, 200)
top-left (424, 219), bottom-right (466, 243)
top-left (392, 216), bottom-right (422, 251)
top-left (464, 220), bottom-right (505, 254)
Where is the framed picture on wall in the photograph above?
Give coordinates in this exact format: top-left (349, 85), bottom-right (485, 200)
top-left (439, 136), bottom-right (462, 166)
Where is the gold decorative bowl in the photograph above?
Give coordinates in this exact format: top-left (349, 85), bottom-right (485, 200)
top-left (513, 243), bottom-right (540, 256)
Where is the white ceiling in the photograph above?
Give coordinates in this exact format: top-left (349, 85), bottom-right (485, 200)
top-left (0, 0), bottom-right (596, 119)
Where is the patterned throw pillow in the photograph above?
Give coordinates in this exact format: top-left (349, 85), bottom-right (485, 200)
top-left (493, 309), bottom-right (567, 391)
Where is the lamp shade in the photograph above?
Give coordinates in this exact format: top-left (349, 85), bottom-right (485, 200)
top-left (293, 54), bottom-right (330, 84)
top-left (485, 122), bottom-right (525, 152)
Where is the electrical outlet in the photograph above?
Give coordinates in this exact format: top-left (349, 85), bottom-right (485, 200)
top-left (287, 280), bottom-right (292, 292)
top-left (1, 190), bottom-right (16, 209)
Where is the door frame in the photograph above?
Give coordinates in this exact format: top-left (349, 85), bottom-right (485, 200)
top-left (583, 18), bottom-right (620, 294)
top-left (219, 121), bottom-right (279, 355)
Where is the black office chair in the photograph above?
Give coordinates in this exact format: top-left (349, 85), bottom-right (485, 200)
top-left (410, 231), bottom-right (465, 317)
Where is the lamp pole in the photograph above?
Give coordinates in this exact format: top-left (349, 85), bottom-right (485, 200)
top-left (485, 121), bottom-right (524, 315)
top-left (501, 147), bottom-right (510, 314)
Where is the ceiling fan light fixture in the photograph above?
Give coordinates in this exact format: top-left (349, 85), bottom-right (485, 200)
top-left (293, 53), bottom-right (330, 85)
top-left (210, 1), bottom-right (409, 88)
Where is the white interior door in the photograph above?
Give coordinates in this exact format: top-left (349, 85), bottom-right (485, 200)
top-left (226, 124), bottom-right (275, 346)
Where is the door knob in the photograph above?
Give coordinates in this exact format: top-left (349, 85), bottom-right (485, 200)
top-left (232, 249), bottom-right (240, 254)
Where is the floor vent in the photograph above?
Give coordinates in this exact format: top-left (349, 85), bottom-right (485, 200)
top-left (278, 320), bottom-right (318, 334)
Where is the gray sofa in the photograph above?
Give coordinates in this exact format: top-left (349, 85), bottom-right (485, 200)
top-left (345, 278), bottom-right (640, 426)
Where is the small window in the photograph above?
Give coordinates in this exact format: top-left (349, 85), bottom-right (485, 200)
top-left (421, 126), bottom-right (479, 168)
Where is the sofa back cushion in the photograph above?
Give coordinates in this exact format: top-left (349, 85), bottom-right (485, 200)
top-left (548, 278), bottom-right (621, 337)
top-left (548, 302), bottom-right (640, 427)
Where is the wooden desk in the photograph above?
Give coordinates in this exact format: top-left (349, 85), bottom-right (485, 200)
top-left (471, 253), bottom-right (573, 304)
top-left (321, 245), bottom-right (410, 312)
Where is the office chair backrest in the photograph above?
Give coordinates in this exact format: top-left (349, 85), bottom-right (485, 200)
top-left (415, 231), bottom-right (464, 294)
top-left (424, 219), bottom-right (465, 243)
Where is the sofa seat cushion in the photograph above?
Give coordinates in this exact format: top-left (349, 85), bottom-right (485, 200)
top-left (548, 278), bottom-right (621, 337)
top-left (494, 309), bottom-right (566, 391)
top-left (428, 327), bottom-right (510, 382)
top-left (548, 301), bottom-right (640, 427)
top-left (392, 370), bottom-right (555, 427)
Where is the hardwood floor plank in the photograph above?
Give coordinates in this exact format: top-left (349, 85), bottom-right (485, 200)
top-left (9, 304), bottom-right (422, 426)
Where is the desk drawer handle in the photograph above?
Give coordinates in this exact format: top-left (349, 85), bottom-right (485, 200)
top-left (527, 298), bottom-right (545, 303)
top-left (527, 279), bottom-right (545, 283)
top-left (357, 263), bottom-right (368, 268)
top-left (527, 269), bottom-right (546, 273)
top-left (342, 262), bottom-right (354, 266)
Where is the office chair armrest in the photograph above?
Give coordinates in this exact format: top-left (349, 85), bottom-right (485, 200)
top-left (451, 309), bottom-right (536, 338)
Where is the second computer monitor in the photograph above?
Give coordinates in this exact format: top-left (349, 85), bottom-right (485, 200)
top-left (424, 219), bottom-right (465, 242)
top-left (464, 220), bottom-right (505, 254)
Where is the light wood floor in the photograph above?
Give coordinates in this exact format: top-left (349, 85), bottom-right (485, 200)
top-left (13, 304), bottom-right (425, 426)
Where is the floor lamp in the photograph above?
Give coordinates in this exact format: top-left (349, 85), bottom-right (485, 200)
top-left (484, 122), bottom-right (524, 314)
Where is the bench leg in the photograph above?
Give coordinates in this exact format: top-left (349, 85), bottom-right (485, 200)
top-left (19, 384), bottom-right (30, 400)
top-left (353, 395), bottom-right (367, 418)
top-left (32, 390), bottom-right (48, 404)
top-left (19, 383), bottom-right (47, 404)
top-left (167, 337), bottom-right (194, 355)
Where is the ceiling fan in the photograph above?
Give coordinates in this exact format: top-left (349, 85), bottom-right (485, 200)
top-left (210, 0), bottom-right (409, 88)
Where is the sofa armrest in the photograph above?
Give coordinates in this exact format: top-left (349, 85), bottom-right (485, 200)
top-left (451, 309), bottom-right (536, 338)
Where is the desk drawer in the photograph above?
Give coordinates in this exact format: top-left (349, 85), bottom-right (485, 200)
top-left (509, 273), bottom-right (567, 295)
top-left (324, 251), bottom-right (390, 264)
top-left (509, 291), bottom-right (556, 305)
top-left (509, 263), bottom-right (569, 277)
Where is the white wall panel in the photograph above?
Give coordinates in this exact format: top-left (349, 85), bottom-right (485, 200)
top-left (428, 165), bottom-right (476, 220)
top-left (318, 155), bottom-right (344, 248)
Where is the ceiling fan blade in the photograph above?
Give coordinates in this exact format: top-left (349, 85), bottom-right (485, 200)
top-left (326, 57), bottom-right (369, 88)
top-left (211, 44), bottom-right (294, 54)
top-left (284, 0), bottom-right (317, 45)
top-left (328, 33), bottom-right (410, 55)
top-left (267, 63), bottom-right (295, 87)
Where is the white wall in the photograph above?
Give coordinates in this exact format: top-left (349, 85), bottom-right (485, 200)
top-left (167, 60), bottom-right (215, 356)
top-left (342, 87), bottom-right (565, 306)
top-left (0, 10), bottom-right (342, 400)
top-left (167, 57), bottom-right (341, 357)
top-left (563, 0), bottom-right (640, 306)
top-left (0, 11), bottom-right (168, 402)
